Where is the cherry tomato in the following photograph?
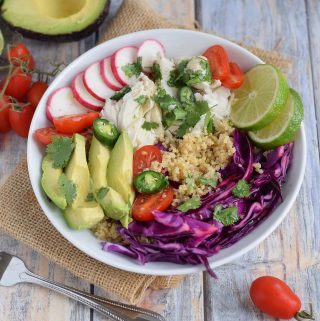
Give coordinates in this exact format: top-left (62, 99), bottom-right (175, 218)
top-left (2, 69), bottom-right (32, 101)
top-left (34, 127), bottom-right (71, 145)
top-left (27, 81), bottom-right (48, 109)
top-left (7, 43), bottom-right (34, 69)
top-left (0, 95), bottom-right (12, 133)
top-left (9, 104), bottom-right (35, 138)
top-left (203, 45), bottom-right (230, 80)
top-left (221, 62), bottom-right (244, 89)
top-left (133, 145), bottom-right (162, 176)
top-left (250, 276), bottom-right (303, 319)
top-left (132, 186), bottom-right (174, 221)
top-left (53, 112), bottom-right (99, 134)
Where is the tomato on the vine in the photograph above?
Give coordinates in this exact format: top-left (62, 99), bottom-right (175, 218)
top-left (27, 81), bottom-right (48, 109)
top-left (0, 95), bottom-right (12, 133)
top-left (132, 186), bottom-right (174, 221)
top-left (9, 104), bottom-right (35, 138)
top-left (7, 43), bottom-right (34, 69)
top-left (2, 69), bottom-right (32, 101)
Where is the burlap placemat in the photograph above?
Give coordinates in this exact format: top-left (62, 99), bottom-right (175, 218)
top-left (0, 0), bottom-right (290, 306)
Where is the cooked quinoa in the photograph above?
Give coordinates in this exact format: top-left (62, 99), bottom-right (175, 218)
top-left (92, 218), bottom-right (123, 242)
top-left (151, 119), bottom-right (235, 204)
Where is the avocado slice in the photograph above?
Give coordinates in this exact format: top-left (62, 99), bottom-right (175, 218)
top-left (0, 0), bottom-right (110, 42)
top-left (41, 156), bottom-right (67, 210)
top-left (88, 136), bottom-right (110, 192)
top-left (63, 202), bottom-right (104, 230)
top-left (107, 131), bottom-right (135, 205)
top-left (65, 134), bottom-right (90, 209)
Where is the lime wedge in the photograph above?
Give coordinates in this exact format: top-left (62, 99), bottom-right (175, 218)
top-left (231, 64), bottom-right (289, 130)
top-left (0, 30), bottom-right (4, 55)
top-left (248, 89), bottom-right (303, 149)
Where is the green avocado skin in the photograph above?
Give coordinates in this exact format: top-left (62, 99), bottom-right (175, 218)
top-left (0, 1), bottom-right (110, 42)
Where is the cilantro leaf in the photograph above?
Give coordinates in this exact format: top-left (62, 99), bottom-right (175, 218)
top-left (232, 179), bottom-right (251, 198)
top-left (182, 58), bottom-right (211, 86)
top-left (204, 111), bottom-right (215, 134)
top-left (85, 193), bottom-right (94, 202)
top-left (121, 57), bottom-right (142, 78)
top-left (142, 121), bottom-right (159, 131)
top-left (153, 88), bottom-right (180, 110)
top-left (177, 196), bottom-right (201, 212)
top-left (199, 175), bottom-right (217, 188)
top-left (135, 95), bottom-right (148, 105)
top-left (110, 86), bottom-right (131, 101)
top-left (167, 59), bottom-right (189, 87)
top-left (152, 62), bottom-right (162, 80)
top-left (59, 174), bottom-right (77, 206)
top-left (96, 187), bottom-right (109, 200)
top-left (46, 137), bottom-right (74, 169)
top-left (213, 205), bottom-right (239, 226)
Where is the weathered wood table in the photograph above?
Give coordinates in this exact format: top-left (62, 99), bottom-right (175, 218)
top-left (0, 1), bottom-right (319, 320)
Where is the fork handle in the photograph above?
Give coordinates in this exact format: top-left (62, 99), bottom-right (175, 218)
top-left (19, 271), bottom-right (165, 321)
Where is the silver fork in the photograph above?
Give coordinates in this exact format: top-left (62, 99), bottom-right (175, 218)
top-left (0, 251), bottom-right (166, 321)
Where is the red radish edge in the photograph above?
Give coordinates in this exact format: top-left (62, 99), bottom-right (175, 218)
top-left (111, 46), bottom-right (138, 86)
top-left (100, 57), bottom-right (123, 91)
top-left (83, 64), bottom-right (106, 102)
top-left (137, 39), bottom-right (166, 73)
top-left (71, 73), bottom-right (104, 111)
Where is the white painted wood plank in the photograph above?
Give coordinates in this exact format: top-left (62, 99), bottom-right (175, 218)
top-left (197, 0), bottom-right (320, 320)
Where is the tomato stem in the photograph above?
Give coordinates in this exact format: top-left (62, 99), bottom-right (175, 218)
top-left (294, 304), bottom-right (315, 321)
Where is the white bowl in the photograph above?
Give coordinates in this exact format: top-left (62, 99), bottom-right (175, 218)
top-left (27, 29), bottom-right (306, 275)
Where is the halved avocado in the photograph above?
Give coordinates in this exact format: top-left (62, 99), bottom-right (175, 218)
top-left (0, 0), bottom-right (110, 42)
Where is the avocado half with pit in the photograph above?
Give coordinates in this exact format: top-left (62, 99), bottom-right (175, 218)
top-left (0, 0), bottom-right (110, 41)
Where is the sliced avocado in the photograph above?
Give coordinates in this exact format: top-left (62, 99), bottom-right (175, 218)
top-left (107, 131), bottom-right (135, 204)
top-left (0, 0), bottom-right (110, 42)
top-left (63, 202), bottom-right (104, 230)
top-left (65, 134), bottom-right (90, 209)
top-left (120, 215), bottom-right (133, 229)
top-left (41, 156), bottom-right (67, 210)
top-left (97, 187), bottom-right (130, 221)
top-left (88, 136), bottom-right (111, 192)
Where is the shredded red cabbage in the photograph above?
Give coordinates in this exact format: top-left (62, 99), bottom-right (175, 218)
top-left (102, 130), bottom-right (294, 277)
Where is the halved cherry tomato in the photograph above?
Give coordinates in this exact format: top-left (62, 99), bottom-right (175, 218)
top-left (2, 69), bottom-right (32, 101)
top-left (221, 62), bottom-right (244, 89)
top-left (203, 45), bottom-right (230, 80)
top-left (53, 112), bottom-right (99, 134)
top-left (27, 81), bottom-right (48, 109)
top-left (7, 43), bottom-right (34, 69)
top-left (34, 127), bottom-right (71, 145)
top-left (132, 186), bottom-right (174, 221)
top-left (250, 276), bottom-right (308, 319)
top-left (133, 145), bottom-right (162, 176)
top-left (0, 95), bottom-right (12, 133)
top-left (9, 104), bottom-right (35, 138)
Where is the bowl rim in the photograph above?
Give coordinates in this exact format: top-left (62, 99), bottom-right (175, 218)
top-left (27, 28), bottom-right (307, 275)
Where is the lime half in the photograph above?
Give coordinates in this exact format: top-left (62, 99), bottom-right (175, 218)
top-left (231, 64), bottom-right (289, 130)
top-left (0, 30), bottom-right (4, 55)
top-left (248, 89), bottom-right (303, 149)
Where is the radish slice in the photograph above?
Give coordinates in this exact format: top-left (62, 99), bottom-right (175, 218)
top-left (46, 87), bottom-right (90, 122)
top-left (137, 39), bottom-right (165, 73)
top-left (100, 56), bottom-right (123, 91)
top-left (83, 62), bottom-right (115, 101)
top-left (111, 46), bottom-right (138, 86)
top-left (71, 72), bottom-right (104, 111)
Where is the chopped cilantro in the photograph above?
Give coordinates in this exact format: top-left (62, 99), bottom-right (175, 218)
top-left (152, 62), bottom-right (162, 80)
top-left (213, 205), bottom-right (239, 226)
top-left (167, 59), bottom-right (189, 87)
top-left (204, 111), bottom-right (215, 134)
top-left (85, 193), bottom-right (94, 202)
top-left (59, 174), bottom-right (77, 206)
top-left (182, 58), bottom-right (211, 86)
top-left (232, 179), bottom-right (251, 198)
top-left (96, 187), bottom-right (109, 200)
top-left (135, 95), bottom-right (148, 105)
top-left (199, 175), bottom-right (217, 188)
top-left (142, 121), bottom-right (159, 131)
top-left (46, 137), bottom-right (74, 169)
top-left (153, 87), bottom-right (180, 110)
top-left (177, 196), bottom-right (201, 212)
top-left (110, 86), bottom-right (131, 101)
top-left (121, 57), bottom-right (142, 78)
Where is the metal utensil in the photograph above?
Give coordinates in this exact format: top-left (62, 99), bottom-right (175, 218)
top-left (0, 251), bottom-right (166, 321)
